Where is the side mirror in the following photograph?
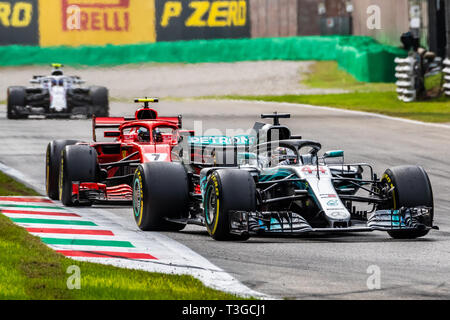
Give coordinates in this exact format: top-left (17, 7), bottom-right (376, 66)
top-left (323, 150), bottom-right (344, 158)
top-left (104, 131), bottom-right (120, 138)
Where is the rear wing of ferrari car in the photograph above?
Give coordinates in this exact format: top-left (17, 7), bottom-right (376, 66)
top-left (92, 114), bottom-right (182, 141)
top-left (92, 116), bottom-right (129, 141)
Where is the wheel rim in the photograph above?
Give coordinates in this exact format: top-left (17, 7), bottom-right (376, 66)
top-left (205, 184), bottom-right (217, 225)
top-left (45, 149), bottom-right (50, 194)
top-left (380, 173), bottom-right (397, 210)
top-left (133, 178), bottom-right (142, 218)
top-left (58, 156), bottom-right (64, 200)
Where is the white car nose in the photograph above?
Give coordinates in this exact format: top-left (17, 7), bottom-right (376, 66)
top-left (49, 86), bottom-right (67, 112)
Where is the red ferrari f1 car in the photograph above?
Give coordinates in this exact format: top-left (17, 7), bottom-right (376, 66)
top-left (45, 98), bottom-right (192, 206)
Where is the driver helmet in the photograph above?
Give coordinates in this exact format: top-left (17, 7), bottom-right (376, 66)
top-left (51, 78), bottom-right (64, 86)
top-left (271, 147), bottom-right (295, 165)
top-left (153, 128), bottom-right (163, 143)
top-left (51, 70), bottom-right (63, 76)
top-left (137, 127), bottom-right (150, 142)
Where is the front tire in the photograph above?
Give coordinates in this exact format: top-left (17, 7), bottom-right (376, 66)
top-left (133, 162), bottom-right (188, 231)
top-left (7, 86), bottom-right (28, 119)
top-left (59, 145), bottom-right (98, 206)
top-left (46, 140), bottom-right (79, 200)
top-left (203, 169), bottom-right (256, 241)
top-left (381, 165), bottom-right (433, 239)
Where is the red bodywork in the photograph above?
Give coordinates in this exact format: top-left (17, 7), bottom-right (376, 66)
top-left (72, 106), bottom-right (194, 203)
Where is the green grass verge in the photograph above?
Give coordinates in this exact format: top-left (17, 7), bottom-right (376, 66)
top-left (212, 61), bottom-right (450, 123)
top-left (303, 61), bottom-right (395, 92)
top-left (0, 171), bottom-right (244, 300)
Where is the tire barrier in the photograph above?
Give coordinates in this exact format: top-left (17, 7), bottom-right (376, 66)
top-left (395, 53), bottom-right (444, 102)
top-left (395, 56), bottom-right (417, 102)
top-left (444, 58), bottom-right (450, 97)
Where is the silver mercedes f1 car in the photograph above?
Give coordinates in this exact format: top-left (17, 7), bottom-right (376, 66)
top-left (132, 112), bottom-right (437, 241)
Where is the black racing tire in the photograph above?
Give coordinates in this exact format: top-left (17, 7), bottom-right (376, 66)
top-left (59, 145), bottom-right (98, 206)
top-left (89, 86), bottom-right (109, 117)
top-left (7, 86), bottom-right (28, 119)
top-left (133, 162), bottom-right (188, 231)
top-left (46, 140), bottom-right (79, 200)
top-left (381, 165), bottom-right (434, 239)
top-left (203, 169), bottom-right (256, 241)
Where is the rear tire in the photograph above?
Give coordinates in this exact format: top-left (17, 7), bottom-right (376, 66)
top-left (381, 165), bottom-right (433, 239)
top-left (59, 145), bottom-right (98, 206)
top-left (46, 140), bottom-right (79, 200)
top-left (133, 162), bottom-right (188, 231)
top-left (203, 169), bottom-right (255, 241)
top-left (89, 86), bottom-right (109, 117)
top-left (7, 86), bottom-right (28, 119)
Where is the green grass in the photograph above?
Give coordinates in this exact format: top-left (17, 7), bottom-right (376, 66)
top-left (0, 172), bottom-right (40, 196)
top-left (212, 61), bottom-right (450, 123)
top-left (303, 61), bottom-right (396, 92)
top-left (0, 171), bottom-right (244, 300)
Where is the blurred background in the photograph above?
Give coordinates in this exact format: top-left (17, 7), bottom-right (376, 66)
top-left (251, 0), bottom-right (449, 57)
top-left (0, 0), bottom-right (450, 56)
top-left (0, 0), bottom-right (448, 57)
top-left (0, 0), bottom-right (449, 111)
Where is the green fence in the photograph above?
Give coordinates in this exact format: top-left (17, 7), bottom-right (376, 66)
top-left (0, 36), bottom-right (406, 82)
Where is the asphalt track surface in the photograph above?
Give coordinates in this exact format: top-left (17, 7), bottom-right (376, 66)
top-left (0, 62), bottom-right (344, 101)
top-left (1, 99), bottom-right (449, 299)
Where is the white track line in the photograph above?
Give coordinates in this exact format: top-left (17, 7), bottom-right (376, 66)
top-left (0, 201), bottom-right (63, 208)
top-left (26, 233), bottom-right (118, 240)
top-left (1, 213), bottom-right (88, 220)
top-left (10, 223), bottom-right (109, 230)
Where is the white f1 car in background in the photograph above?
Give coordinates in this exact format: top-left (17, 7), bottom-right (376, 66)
top-left (6, 63), bottom-right (109, 119)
